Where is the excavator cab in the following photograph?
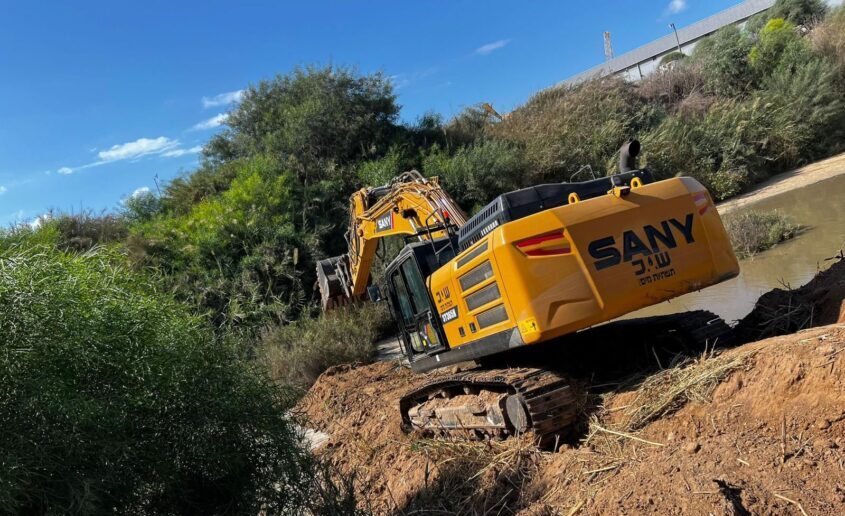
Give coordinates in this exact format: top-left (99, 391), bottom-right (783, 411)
top-left (384, 238), bottom-right (456, 360)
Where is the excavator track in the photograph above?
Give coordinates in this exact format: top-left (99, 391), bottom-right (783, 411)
top-left (399, 310), bottom-right (732, 445)
top-left (399, 367), bottom-right (578, 444)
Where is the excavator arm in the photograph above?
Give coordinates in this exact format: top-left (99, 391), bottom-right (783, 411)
top-left (317, 171), bottom-right (467, 310)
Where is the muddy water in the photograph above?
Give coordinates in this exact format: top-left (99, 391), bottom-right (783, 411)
top-left (628, 173), bottom-right (845, 324)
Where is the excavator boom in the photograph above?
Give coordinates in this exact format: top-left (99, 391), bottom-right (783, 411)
top-left (317, 171), bottom-right (467, 310)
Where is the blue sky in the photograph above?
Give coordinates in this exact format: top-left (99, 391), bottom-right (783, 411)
top-left (0, 0), bottom-right (744, 225)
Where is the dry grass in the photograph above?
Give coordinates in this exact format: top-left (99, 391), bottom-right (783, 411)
top-left (583, 348), bottom-right (757, 460)
top-left (619, 348), bottom-right (757, 431)
top-left (403, 436), bottom-right (543, 515)
top-left (746, 294), bottom-right (815, 339)
top-left (735, 282), bottom-right (818, 343)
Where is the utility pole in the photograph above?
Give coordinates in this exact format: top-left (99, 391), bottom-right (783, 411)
top-left (668, 23), bottom-right (683, 54)
top-left (603, 31), bottom-right (614, 61)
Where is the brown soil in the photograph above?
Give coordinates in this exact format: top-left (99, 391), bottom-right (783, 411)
top-left (736, 255), bottom-right (845, 343)
top-left (297, 258), bottom-right (845, 515)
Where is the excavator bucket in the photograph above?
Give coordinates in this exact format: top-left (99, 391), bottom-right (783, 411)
top-left (316, 256), bottom-right (348, 311)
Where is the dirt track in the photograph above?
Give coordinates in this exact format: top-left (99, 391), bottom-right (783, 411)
top-left (718, 152), bottom-right (845, 214)
top-left (297, 258), bottom-right (845, 515)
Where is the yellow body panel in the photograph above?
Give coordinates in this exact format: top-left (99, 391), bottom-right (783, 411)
top-left (429, 177), bottom-right (739, 349)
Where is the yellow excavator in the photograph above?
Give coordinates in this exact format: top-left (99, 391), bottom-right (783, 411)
top-left (317, 140), bottom-right (739, 443)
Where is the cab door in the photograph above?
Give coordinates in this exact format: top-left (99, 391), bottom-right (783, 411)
top-left (388, 256), bottom-right (447, 358)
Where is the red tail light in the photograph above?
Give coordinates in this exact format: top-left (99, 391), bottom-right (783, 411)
top-left (693, 192), bottom-right (711, 215)
top-left (515, 231), bottom-right (571, 256)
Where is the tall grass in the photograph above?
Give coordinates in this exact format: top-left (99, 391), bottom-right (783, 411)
top-left (261, 303), bottom-right (394, 389)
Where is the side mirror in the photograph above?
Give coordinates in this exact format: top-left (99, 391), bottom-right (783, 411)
top-left (367, 285), bottom-right (384, 303)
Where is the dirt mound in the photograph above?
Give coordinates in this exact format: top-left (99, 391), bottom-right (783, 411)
top-left (737, 255), bottom-right (845, 343)
top-left (298, 326), bottom-right (845, 514)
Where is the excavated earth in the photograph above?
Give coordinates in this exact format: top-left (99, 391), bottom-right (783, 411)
top-left (297, 258), bottom-right (845, 515)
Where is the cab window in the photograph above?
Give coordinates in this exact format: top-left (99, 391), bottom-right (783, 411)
top-left (391, 271), bottom-right (414, 323)
top-left (401, 259), bottom-right (431, 316)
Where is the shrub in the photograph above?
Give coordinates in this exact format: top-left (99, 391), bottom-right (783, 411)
top-left (642, 98), bottom-right (769, 199)
top-left (0, 246), bottom-right (315, 514)
top-left (422, 140), bottom-right (525, 212)
top-left (50, 211), bottom-right (129, 252)
top-left (659, 50), bottom-right (687, 66)
top-left (261, 303), bottom-right (393, 389)
top-left (356, 145), bottom-right (417, 188)
top-left (760, 57), bottom-right (845, 159)
top-left (637, 63), bottom-right (705, 108)
top-left (724, 210), bottom-right (801, 258)
top-left (691, 26), bottom-right (754, 97)
top-left (443, 105), bottom-right (494, 148)
top-left (491, 79), bottom-right (652, 181)
top-left (159, 160), bottom-right (241, 216)
top-left (749, 19), bottom-right (810, 78)
top-left (640, 72), bottom-right (842, 201)
top-left (812, 6), bottom-right (845, 72)
top-left (768, 0), bottom-right (827, 26)
top-left (129, 155), bottom-right (323, 331)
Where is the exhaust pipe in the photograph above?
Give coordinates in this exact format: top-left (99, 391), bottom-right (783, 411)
top-left (618, 139), bottom-right (641, 173)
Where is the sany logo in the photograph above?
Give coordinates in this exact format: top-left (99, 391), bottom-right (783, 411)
top-left (588, 213), bottom-right (695, 271)
top-left (376, 212), bottom-right (394, 232)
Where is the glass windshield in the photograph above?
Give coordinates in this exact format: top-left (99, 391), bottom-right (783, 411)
top-left (401, 259), bottom-right (431, 316)
top-left (391, 271), bottom-right (414, 323)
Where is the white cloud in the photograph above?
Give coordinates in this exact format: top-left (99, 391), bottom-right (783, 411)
top-left (667, 0), bottom-right (687, 14)
top-left (390, 74), bottom-right (411, 90)
top-left (162, 145), bottom-right (203, 158)
top-left (55, 136), bottom-right (198, 176)
top-left (131, 186), bottom-right (151, 198)
top-left (202, 90), bottom-right (244, 108)
top-left (192, 113), bottom-right (228, 131)
top-left (0, 186), bottom-right (6, 195)
top-left (30, 213), bottom-right (51, 229)
top-left (389, 67), bottom-right (438, 90)
top-left (475, 39), bottom-right (511, 55)
top-left (98, 137), bottom-right (179, 162)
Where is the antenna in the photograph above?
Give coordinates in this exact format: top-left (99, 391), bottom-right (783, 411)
top-left (603, 31), bottom-right (614, 61)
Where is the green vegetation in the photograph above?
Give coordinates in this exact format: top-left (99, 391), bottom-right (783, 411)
top-left (261, 303), bottom-right (394, 389)
top-left (104, 3), bottom-right (845, 336)
top-left (0, 246), bottom-right (315, 514)
top-left (1, 1), bottom-right (844, 511)
top-left (725, 210), bottom-right (802, 258)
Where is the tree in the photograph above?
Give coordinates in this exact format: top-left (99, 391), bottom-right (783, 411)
top-left (132, 67), bottom-right (408, 329)
top-left (122, 188), bottom-right (162, 222)
top-left (205, 65), bottom-right (399, 177)
top-left (769, 0), bottom-right (827, 26)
